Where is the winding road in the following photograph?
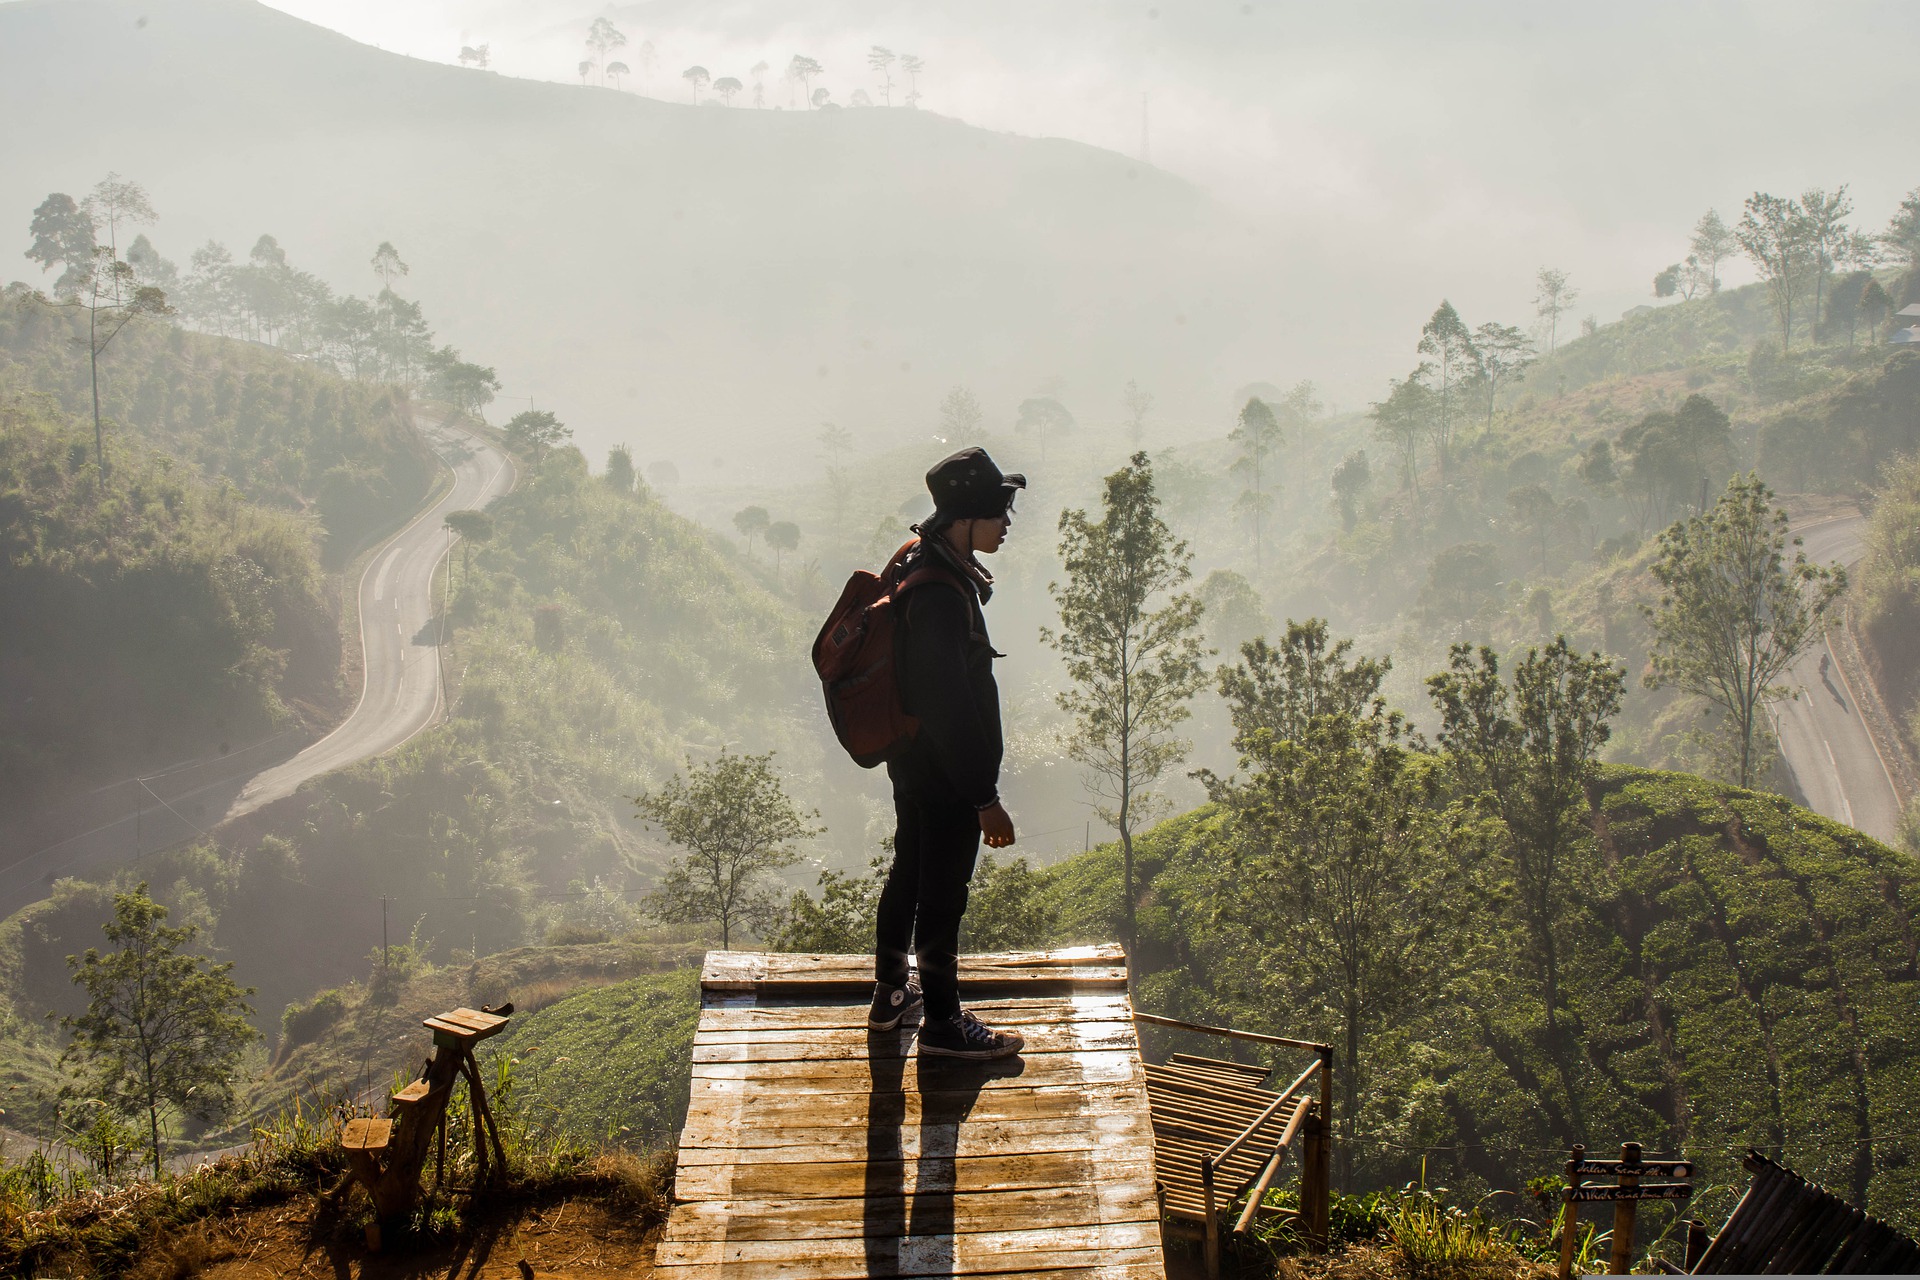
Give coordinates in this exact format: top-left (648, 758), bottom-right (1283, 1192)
top-left (1771, 513), bottom-right (1903, 845)
top-left (0, 414), bottom-right (514, 920)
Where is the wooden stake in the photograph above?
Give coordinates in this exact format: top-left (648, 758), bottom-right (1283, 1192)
top-left (1558, 1143), bottom-right (1584, 1280)
top-left (1610, 1141), bottom-right (1641, 1275)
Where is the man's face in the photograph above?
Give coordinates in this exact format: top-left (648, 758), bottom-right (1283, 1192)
top-left (971, 508), bottom-right (1011, 554)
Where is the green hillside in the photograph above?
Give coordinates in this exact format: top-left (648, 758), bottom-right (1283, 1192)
top-left (0, 289), bottom-right (431, 558)
top-left (0, 442), bottom-right (819, 1108)
top-left (1041, 763), bottom-right (1920, 1233)
top-left (0, 377), bottom-right (339, 808)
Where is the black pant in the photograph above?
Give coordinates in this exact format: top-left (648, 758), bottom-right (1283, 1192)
top-left (875, 760), bottom-right (981, 1019)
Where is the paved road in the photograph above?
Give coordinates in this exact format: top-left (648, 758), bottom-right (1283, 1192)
top-left (1771, 513), bottom-right (1902, 845)
top-left (221, 415), bottom-right (514, 817)
top-left (0, 414), bottom-right (513, 919)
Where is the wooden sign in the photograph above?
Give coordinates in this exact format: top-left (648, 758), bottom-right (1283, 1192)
top-left (1571, 1158), bottom-right (1694, 1178)
top-left (1558, 1142), bottom-right (1694, 1278)
top-left (1568, 1182), bottom-right (1694, 1203)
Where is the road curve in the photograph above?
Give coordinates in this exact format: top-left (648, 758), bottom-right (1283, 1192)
top-left (1771, 513), bottom-right (1902, 845)
top-left (0, 414), bottom-right (512, 920)
top-left (221, 414), bottom-right (514, 818)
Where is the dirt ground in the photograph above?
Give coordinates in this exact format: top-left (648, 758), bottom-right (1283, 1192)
top-left (135, 1194), bottom-right (657, 1280)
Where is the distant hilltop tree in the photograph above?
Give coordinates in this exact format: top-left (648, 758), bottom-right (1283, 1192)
top-left (868, 46), bottom-right (895, 105)
top-left (585, 16), bottom-right (625, 84)
top-left (606, 60), bottom-right (629, 89)
top-left (683, 65), bottom-right (710, 103)
top-left (457, 43), bottom-right (489, 69)
top-left (750, 60), bottom-right (769, 107)
top-left (713, 76), bottom-right (742, 105)
top-left (900, 54), bottom-right (924, 107)
top-left (505, 409), bottom-right (570, 461)
top-left (788, 55), bottom-right (823, 107)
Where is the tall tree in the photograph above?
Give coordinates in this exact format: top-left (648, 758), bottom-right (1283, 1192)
top-left (25, 192), bottom-right (98, 299)
top-left (585, 16), bottom-right (626, 83)
top-left (1230, 397), bottom-right (1282, 570)
top-left (1417, 300), bottom-right (1474, 471)
top-left (939, 385), bottom-right (982, 439)
top-left (1369, 367), bottom-right (1432, 494)
top-left (788, 55), bottom-right (823, 106)
top-left (1207, 619), bottom-right (1433, 1188)
top-left (605, 444), bottom-right (637, 494)
top-left (682, 65), bottom-right (710, 103)
top-left (1736, 192), bottom-right (1812, 350)
top-left (637, 751), bottom-right (820, 948)
top-left (61, 886), bottom-right (257, 1178)
top-left (82, 173), bottom-right (157, 298)
top-left (712, 75), bottom-right (741, 104)
top-left (370, 240), bottom-right (409, 290)
top-left (1861, 277), bottom-right (1895, 344)
top-left (1015, 396), bottom-right (1074, 460)
top-left (1534, 267), bottom-right (1578, 354)
top-left (442, 508), bottom-right (494, 595)
top-left (733, 504), bottom-right (771, 554)
top-left (1043, 452), bottom-right (1208, 948)
top-left (1121, 378), bottom-right (1154, 448)
top-left (1798, 186), bottom-right (1854, 343)
top-left (899, 54), bottom-right (925, 107)
top-left (750, 60), bottom-right (770, 107)
top-left (606, 60), bottom-right (631, 89)
top-left (1419, 542), bottom-right (1503, 641)
top-left (1688, 209), bottom-right (1737, 295)
top-left (1330, 449), bottom-right (1371, 531)
top-left (868, 46), bottom-right (896, 105)
top-left (1429, 639), bottom-right (1623, 1050)
top-left (504, 409), bottom-right (570, 460)
top-left (766, 519), bottom-right (800, 572)
top-left (1470, 321), bottom-right (1533, 435)
top-left (1883, 187), bottom-right (1920, 270)
top-left (1643, 473), bottom-right (1846, 787)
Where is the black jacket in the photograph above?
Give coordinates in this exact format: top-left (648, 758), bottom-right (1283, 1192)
top-left (893, 539), bottom-right (1003, 807)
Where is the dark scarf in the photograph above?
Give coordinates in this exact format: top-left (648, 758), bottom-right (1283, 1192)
top-left (907, 525), bottom-right (995, 604)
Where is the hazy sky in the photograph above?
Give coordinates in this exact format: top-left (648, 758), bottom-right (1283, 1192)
top-left (259, 0), bottom-right (1920, 388)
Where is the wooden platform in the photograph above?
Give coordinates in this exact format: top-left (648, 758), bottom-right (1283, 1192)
top-left (656, 946), bottom-right (1166, 1279)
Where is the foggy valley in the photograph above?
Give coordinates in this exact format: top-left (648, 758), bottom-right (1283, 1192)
top-left (2, 2), bottom-right (1919, 1276)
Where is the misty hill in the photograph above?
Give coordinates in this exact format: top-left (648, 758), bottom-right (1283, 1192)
top-left (1045, 764), bottom-right (1920, 1230)
top-left (0, 440), bottom-right (820, 1085)
top-left (0, 0), bottom-right (1263, 479)
top-left (0, 292), bottom-right (433, 806)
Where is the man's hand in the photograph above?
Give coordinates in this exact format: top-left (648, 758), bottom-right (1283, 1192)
top-left (978, 801), bottom-right (1016, 849)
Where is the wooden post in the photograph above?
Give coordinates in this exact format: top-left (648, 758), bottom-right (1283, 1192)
top-left (1200, 1153), bottom-right (1220, 1279)
top-left (1685, 1218), bottom-right (1709, 1272)
top-left (1299, 1046), bottom-right (1332, 1253)
top-left (1558, 1143), bottom-right (1584, 1280)
top-left (1610, 1141), bottom-right (1641, 1275)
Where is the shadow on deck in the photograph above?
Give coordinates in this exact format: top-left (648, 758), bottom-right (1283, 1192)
top-left (654, 945), bottom-right (1166, 1279)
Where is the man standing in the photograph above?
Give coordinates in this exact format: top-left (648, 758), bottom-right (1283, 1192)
top-left (868, 447), bottom-right (1026, 1060)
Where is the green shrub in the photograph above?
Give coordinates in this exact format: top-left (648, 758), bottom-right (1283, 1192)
top-left (278, 988), bottom-right (347, 1048)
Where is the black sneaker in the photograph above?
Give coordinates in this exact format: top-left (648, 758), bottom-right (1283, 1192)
top-left (917, 1009), bottom-right (1025, 1060)
top-left (868, 977), bottom-right (924, 1031)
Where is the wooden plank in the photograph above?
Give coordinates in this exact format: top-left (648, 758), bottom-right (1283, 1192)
top-left (655, 1223), bottom-right (1161, 1269)
top-left (664, 1181), bottom-right (1159, 1241)
top-left (696, 997), bottom-right (1133, 1031)
top-left (674, 1152), bottom-right (1157, 1202)
top-left (700, 949), bottom-right (1129, 993)
top-left (691, 1021), bottom-right (1139, 1062)
top-left (341, 1117), bottom-right (391, 1151)
top-left (653, 1252), bottom-right (1165, 1280)
top-left (690, 1049), bottom-right (1142, 1089)
top-left (675, 1113), bottom-right (1155, 1164)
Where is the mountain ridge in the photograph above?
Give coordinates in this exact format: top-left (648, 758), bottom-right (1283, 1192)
top-left (0, 0), bottom-right (1261, 479)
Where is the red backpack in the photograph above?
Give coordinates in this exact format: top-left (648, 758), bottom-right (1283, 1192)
top-left (812, 540), bottom-right (967, 768)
